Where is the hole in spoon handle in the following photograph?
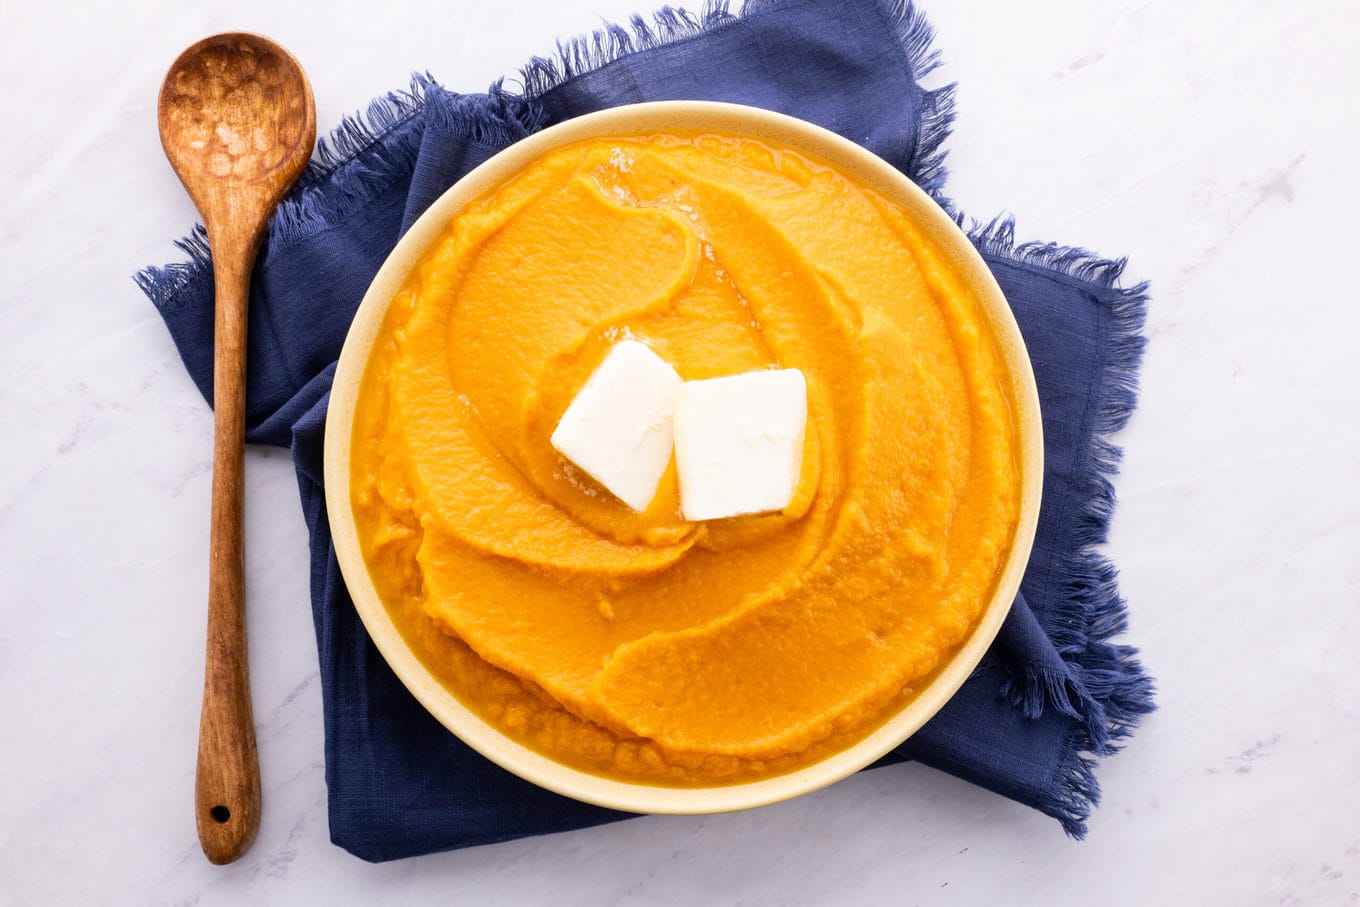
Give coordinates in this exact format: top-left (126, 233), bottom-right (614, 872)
top-left (195, 616), bottom-right (262, 866)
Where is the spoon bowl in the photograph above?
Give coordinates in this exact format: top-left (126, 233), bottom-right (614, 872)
top-left (160, 33), bottom-right (315, 218)
top-left (158, 32), bottom-right (315, 866)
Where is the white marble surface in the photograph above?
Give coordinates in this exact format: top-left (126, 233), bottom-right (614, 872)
top-left (3, 0), bottom-right (1358, 903)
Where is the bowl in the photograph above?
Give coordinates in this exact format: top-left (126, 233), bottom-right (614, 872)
top-left (324, 101), bottom-right (1043, 814)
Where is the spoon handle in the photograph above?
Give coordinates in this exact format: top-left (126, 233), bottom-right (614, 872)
top-left (195, 228), bottom-right (261, 865)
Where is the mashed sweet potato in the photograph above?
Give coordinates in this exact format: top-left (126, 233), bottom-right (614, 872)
top-left (350, 131), bottom-right (1020, 784)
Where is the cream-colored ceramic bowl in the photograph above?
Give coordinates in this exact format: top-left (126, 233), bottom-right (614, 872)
top-left (325, 101), bottom-right (1043, 815)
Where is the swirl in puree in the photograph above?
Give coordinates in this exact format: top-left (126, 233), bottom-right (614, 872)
top-left (350, 131), bottom-right (1020, 784)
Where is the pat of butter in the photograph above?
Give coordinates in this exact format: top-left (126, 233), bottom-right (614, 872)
top-left (551, 340), bottom-right (681, 512)
top-left (673, 369), bottom-right (808, 522)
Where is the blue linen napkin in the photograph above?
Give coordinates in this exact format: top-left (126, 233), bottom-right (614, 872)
top-left (138, 0), bottom-right (1155, 861)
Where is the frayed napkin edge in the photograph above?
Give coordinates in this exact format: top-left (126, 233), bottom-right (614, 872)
top-left (968, 214), bottom-right (1157, 837)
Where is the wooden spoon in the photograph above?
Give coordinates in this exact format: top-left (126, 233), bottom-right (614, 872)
top-left (157, 33), bottom-right (316, 865)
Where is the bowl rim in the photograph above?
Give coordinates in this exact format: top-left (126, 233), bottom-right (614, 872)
top-left (324, 100), bottom-right (1044, 815)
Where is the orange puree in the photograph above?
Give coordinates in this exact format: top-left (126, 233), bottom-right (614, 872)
top-left (350, 131), bottom-right (1020, 784)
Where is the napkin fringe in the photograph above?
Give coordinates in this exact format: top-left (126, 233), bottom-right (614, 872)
top-left (1049, 731), bottom-right (1104, 839)
top-left (516, 0), bottom-right (956, 193)
top-left (305, 73), bottom-right (434, 182)
top-left (970, 215), bottom-right (1154, 836)
top-left (133, 225), bottom-right (211, 310)
top-left (271, 76), bottom-right (435, 241)
top-left (874, 0), bottom-right (956, 194)
top-left (520, 2), bottom-right (739, 96)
